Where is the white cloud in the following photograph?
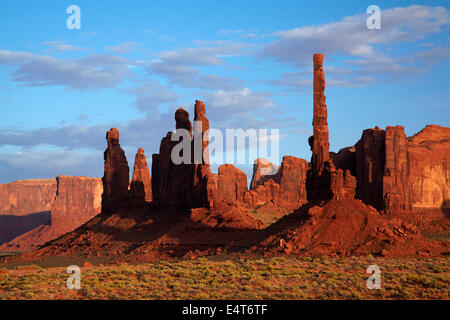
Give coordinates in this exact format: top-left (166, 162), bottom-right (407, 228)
top-left (260, 5), bottom-right (449, 66)
top-left (121, 80), bottom-right (180, 112)
top-left (206, 88), bottom-right (274, 111)
top-left (158, 47), bottom-right (224, 66)
top-left (416, 46), bottom-right (450, 65)
top-left (148, 42), bottom-right (252, 89)
top-left (107, 42), bottom-right (138, 54)
top-left (42, 41), bottom-right (88, 52)
top-left (0, 50), bottom-right (136, 90)
top-left (0, 149), bottom-right (103, 182)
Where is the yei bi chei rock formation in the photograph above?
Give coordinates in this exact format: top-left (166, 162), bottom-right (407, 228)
top-left (2, 53), bottom-right (449, 263)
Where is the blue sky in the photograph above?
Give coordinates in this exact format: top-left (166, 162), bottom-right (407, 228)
top-left (0, 0), bottom-right (449, 183)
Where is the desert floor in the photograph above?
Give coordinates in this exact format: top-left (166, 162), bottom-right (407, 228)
top-left (0, 255), bottom-right (448, 300)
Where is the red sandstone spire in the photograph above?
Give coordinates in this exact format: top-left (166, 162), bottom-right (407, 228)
top-left (101, 128), bottom-right (130, 213)
top-left (312, 53), bottom-right (330, 176)
top-left (129, 148), bottom-right (152, 208)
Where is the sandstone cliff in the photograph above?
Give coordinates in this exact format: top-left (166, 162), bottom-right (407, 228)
top-left (0, 179), bottom-right (56, 216)
top-left (0, 179), bottom-right (56, 244)
top-left (249, 158), bottom-right (281, 189)
top-left (355, 124), bottom-right (450, 213)
top-left (244, 156), bottom-right (308, 214)
top-left (217, 164), bottom-right (248, 203)
top-left (408, 125), bottom-right (450, 210)
top-left (51, 176), bottom-right (102, 234)
top-left (0, 176), bottom-right (102, 250)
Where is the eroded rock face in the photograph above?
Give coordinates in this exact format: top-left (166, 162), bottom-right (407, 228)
top-left (217, 164), bottom-right (248, 203)
top-left (0, 176), bottom-right (103, 250)
top-left (244, 179), bottom-right (280, 207)
top-left (355, 127), bottom-right (386, 210)
top-left (129, 148), bottom-right (152, 208)
top-left (383, 126), bottom-right (410, 214)
top-left (244, 156), bottom-right (308, 213)
top-left (408, 125), bottom-right (450, 210)
top-left (192, 100), bottom-right (217, 208)
top-left (410, 124), bottom-right (450, 145)
top-left (331, 168), bottom-right (357, 200)
top-left (152, 129), bottom-right (193, 209)
top-left (355, 124), bottom-right (450, 213)
top-left (0, 179), bottom-right (56, 244)
top-left (51, 176), bottom-right (102, 234)
top-left (249, 158), bottom-right (280, 190)
top-left (152, 103), bottom-right (217, 209)
top-left (355, 126), bottom-right (409, 212)
top-left (330, 147), bottom-right (356, 177)
top-left (0, 179), bottom-right (56, 216)
top-left (276, 156), bottom-right (308, 211)
top-left (101, 128), bottom-right (130, 214)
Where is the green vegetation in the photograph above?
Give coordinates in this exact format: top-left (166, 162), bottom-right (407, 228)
top-left (0, 256), bottom-right (448, 300)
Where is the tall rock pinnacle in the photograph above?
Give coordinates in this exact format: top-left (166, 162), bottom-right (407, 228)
top-left (192, 100), bottom-right (217, 208)
top-left (129, 148), bottom-right (152, 208)
top-left (152, 109), bottom-right (193, 208)
top-left (101, 128), bottom-right (130, 213)
top-left (312, 53), bottom-right (330, 175)
top-left (307, 54), bottom-right (333, 201)
top-left (193, 100), bottom-right (209, 165)
top-left (152, 102), bottom-right (217, 209)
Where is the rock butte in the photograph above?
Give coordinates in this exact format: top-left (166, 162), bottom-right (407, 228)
top-left (0, 176), bottom-right (102, 250)
top-left (1, 54), bottom-right (449, 261)
top-left (0, 179), bottom-right (56, 244)
top-left (151, 104), bottom-right (217, 209)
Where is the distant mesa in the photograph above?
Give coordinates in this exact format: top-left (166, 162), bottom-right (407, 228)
top-left (0, 176), bottom-right (102, 251)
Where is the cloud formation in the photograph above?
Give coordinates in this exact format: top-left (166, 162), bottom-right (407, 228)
top-left (148, 42), bottom-right (252, 90)
top-left (0, 50), bottom-right (135, 90)
top-left (107, 42), bottom-right (138, 54)
top-left (262, 6), bottom-right (449, 92)
top-left (43, 41), bottom-right (88, 52)
top-left (0, 149), bottom-right (103, 182)
top-left (260, 5), bottom-right (449, 66)
top-left (122, 80), bottom-right (180, 112)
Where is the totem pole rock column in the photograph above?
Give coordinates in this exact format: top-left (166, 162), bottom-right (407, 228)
top-left (307, 54), bottom-right (332, 201)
